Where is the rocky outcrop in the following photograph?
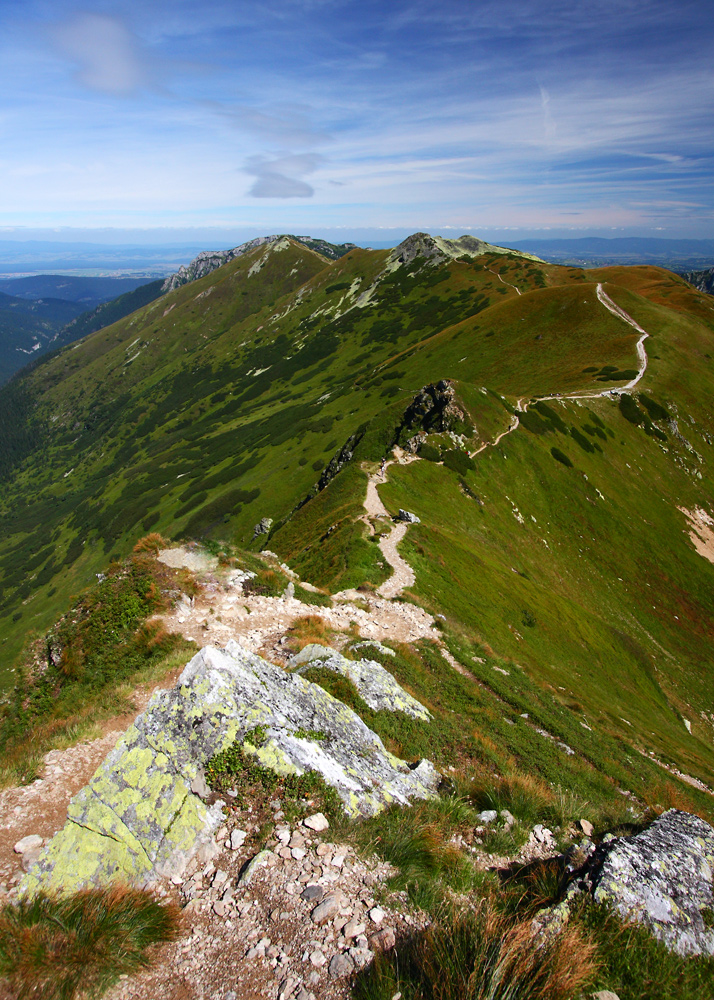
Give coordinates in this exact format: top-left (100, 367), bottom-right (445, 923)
top-left (403, 379), bottom-right (467, 434)
top-left (683, 266), bottom-right (714, 295)
top-left (540, 810), bottom-right (714, 956)
top-left (22, 641), bottom-right (439, 896)
top-left (289, 644), bottom-right (431, 720)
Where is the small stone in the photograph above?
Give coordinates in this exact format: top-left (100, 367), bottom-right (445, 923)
top-left (280, 847), bottom-right (293, 860)
top-left (329, 952), bottom-right (355, 977)
top-left (331, 854), bottom-right (345, 868)
top-left (533, 824), bottom-right (553, 844)
top-left (301, 885), bottom-right (324, 903)
top-left (276, 829), bottom-right (291, 845)
top-left (370, 927), bottom-right (396, 951)
top-left (13, 835), bottom-right (43, 855)
top-left (579, 819), bottom-right (594, 837)
top-left (477, 810), bottom-right (498, 825)
top-left (369, 906), bottom-right (385, 925)
top-left (292, 847), bottom-right (307, 861)
top-left (343, 919), bottom-right (366, 940)
top-left (316, 843), bottom-right (330, 857)
top-left (304, 813), bottom-right (329, 833)
top-left (311, 894), bottom-right (340, 924)
top-left (213, 900), bottom-right (227, 917)
top-left (212, 869), bottom-right (228, 888)
top-left (592, 993), bottom-right (621, 1000)
top-left (230, 829), bottom-right (247, 850)
top-left (499, 809), bottom-right (516, 826)
top-left (309, 950), bottom-right (326, 967)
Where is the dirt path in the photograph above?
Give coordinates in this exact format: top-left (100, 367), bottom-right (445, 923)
top-left (362, 451), bottom-right (421, 600)
top-left (487, 267), bottom-right (521, 296)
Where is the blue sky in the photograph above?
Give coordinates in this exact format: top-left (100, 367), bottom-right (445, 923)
top-left (1, 0), bottom-right (713, 239)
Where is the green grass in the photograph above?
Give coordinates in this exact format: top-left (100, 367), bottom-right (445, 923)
top-left (0, 886), bottom-right (180, 1000)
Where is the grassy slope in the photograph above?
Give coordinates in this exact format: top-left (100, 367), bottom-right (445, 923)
top-left (0, 241), bottom-right (712, 813)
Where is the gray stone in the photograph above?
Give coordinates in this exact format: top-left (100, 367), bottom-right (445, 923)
top-left (477, 810), bottom-right (498, 824)
top-left (540, 810), bottom-right (714, 957)
top-left (252, 517), bottom-right (273, 539)
top-left (368, 905), bottom-right (385, 924)
top-left (311, 894), bottom-right (340, 924)
top-left (591, 810), bottom-right (714, 955)
top-left (592, 992), bottom-right (621, 1000)
top-left (500, 809), bottom-right (516, 826)
top-left (290, 644), bottom-right (431, 721)
top-left (301, 885), bottom-right (324, 903)
top-left (230, 829), bottom-right (247, 850)
top-left (397, 509), bottom-right (420, 524)
top-left (369, 927), bottom-right (396, 952)
top-left (329, 952), bottom-right (355, 977)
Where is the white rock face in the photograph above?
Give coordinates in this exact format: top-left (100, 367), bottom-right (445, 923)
top-left (289, 644), bottom-right (431, 721)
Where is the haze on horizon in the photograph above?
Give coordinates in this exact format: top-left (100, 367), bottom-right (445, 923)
top-left (1, 0), bottom-right (713, 241)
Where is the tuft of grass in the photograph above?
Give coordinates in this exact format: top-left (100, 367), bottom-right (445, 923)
top-left (577, 901), bottom-right (714, 999)
top-left (350, 796), bottom-right (484, 912)
top-left (0, 886), bottom-right (180, 1000)
top-left (286, 614), bottom-right (333, 651)
top-left (355, 899), bottom-right (598, 1000)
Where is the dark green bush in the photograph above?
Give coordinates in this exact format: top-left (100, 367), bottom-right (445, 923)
top-left (551, 448), bottom-right (573, 468)
top-left (619, 393), bottom-right (645, 425)
top-left (442, 449), bottom-right (475, 476)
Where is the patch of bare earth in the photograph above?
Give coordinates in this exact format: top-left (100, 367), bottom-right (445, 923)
top-left (679, 506), bottom-right (714, 564)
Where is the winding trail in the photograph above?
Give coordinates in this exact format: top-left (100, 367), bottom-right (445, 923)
top-left (467, 283), bottom-right (650, 457)
top-left (363, 451), bottom-right (420, 599)
top-left (368, 282), bottom-right (651, 597)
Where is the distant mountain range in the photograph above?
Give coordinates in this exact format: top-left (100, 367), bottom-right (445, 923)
top-left (0, 275), bottom-right (158, 385)
top-left (508, 237), bottom-right (714, 270)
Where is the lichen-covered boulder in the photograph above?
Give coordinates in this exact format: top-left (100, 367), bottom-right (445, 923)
top-left (22, 641), bottom-right (439, 896)
top-left (539, 809), bottom-right (714, 956)
top-left (289, 644), bottom-right (431, 721)
top-left (591, 809), bottom-right (714, 955)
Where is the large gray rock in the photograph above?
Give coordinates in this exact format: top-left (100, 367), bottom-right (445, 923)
top-left (541, 810), bottom-right (714, 956)
top-left (289, 644), bottom-right (431, 721)
top-left (591, 810), bottom-right (714, 955)
top-left (22, 641), bottom-right (438, 896)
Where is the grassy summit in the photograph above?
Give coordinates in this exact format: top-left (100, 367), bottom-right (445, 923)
top-left (0, 232), bottom-right (713, 816)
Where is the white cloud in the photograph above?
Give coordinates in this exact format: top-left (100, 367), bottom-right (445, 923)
top-left (52, 13), bottom-right (150, 95)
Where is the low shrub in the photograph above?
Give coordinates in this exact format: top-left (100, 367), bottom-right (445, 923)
top-left (551, 447), bottom-right (573, 467)
top-left (0, 886), bottom-right (180, 1000)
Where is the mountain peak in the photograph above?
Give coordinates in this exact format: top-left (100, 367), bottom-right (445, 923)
top-left (390, 232), bottom-right (543, 267)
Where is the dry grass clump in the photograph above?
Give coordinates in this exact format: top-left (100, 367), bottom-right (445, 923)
top-left (132, 533), bottom-right (168, 554)
top-left (0, 885), bottom-right (180, 1000)
top-left (287, 614), bottom-right (333, 651)
top-left (357, 899), bottom-right (598, 1000)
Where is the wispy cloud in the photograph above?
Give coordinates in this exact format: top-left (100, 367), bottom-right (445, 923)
top-left (50, 12), bottom-right (153, 95)
top-left (244, 154), bottom-right (321, 197)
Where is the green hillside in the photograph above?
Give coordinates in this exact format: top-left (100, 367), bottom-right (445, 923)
top-left (1, 232), bottom-right (713, 811)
